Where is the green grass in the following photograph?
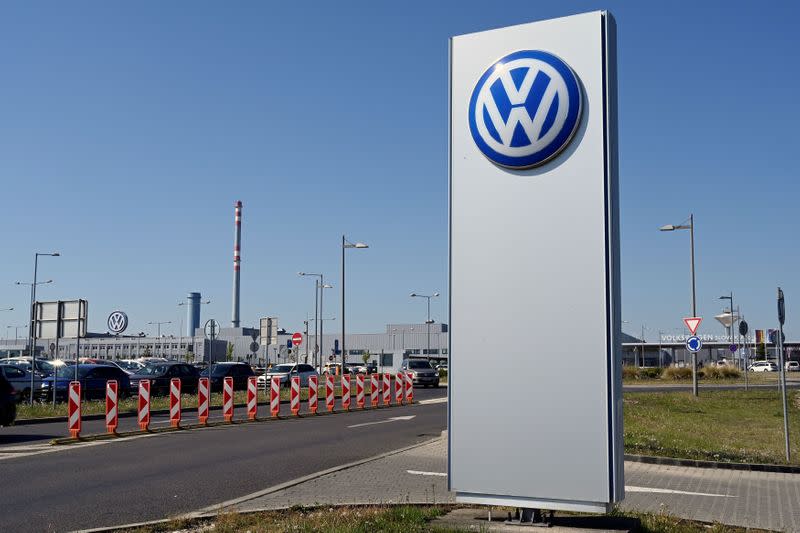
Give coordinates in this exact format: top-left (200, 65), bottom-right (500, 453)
top-left (623, 389), bottom-right (800, 464)
top-left (623, 371), bottom-right (795, 385)
top-left (122, 505), bottom-right (768, 533)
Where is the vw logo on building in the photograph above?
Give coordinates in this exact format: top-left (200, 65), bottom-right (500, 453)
top-left (107, 311), bottom-right (128, 334)
top-left (469, 50), bottom-right (582, 169)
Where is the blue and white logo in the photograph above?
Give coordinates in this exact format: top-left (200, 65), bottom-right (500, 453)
top-left (469, 50), bottom-right (582, 169)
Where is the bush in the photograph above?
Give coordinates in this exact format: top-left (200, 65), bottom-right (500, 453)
top-left (662, 366), bottom-right (693, 380)
top-left (699, 365), bottom-right (742, 380)
top-left (622, 367), bottom-right (638, 380)
top-left (622, 367), bottom-right (663, 380)
top-left (438, 369), bottom-right (448, 378)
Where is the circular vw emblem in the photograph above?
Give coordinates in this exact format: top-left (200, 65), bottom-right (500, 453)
top-left (107, 311), bottom-right (128, 334)
top-left (469, 50), bottom-right (582, 169)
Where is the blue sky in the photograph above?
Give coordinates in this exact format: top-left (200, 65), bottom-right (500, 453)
top-left (1, 1), bottom-right (798, 341)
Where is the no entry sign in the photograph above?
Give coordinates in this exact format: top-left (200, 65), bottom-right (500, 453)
top-left (291, 332), bottom-right (303, 346)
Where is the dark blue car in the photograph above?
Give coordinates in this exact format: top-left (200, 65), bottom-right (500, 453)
top-left (39, 364), bottom-right (131, 402)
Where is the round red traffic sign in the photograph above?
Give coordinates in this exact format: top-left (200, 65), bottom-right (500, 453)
top-left (291, 332), bottom-right (303, 346)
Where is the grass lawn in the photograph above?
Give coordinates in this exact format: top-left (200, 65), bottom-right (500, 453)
top-left (623, 389), bottom-right (800, 464)
top-left (124, 505), bottom-right (768, 533)
top-left (623, 373), bottom-right (797, 386)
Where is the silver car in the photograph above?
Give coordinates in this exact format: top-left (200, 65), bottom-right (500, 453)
top-left (400, 359), bottom-right (440, 388)
top-left (259, 363), bottom-right (318, 388)
top-left (0, 364), bottom-right (43, 402)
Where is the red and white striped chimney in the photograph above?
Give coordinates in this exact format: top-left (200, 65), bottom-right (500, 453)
top-left (231, 201), bottom-right (242, 328)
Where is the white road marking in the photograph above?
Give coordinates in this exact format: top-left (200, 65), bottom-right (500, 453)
top-left (626, 485), bottom-right (736, 498)
top-left (407, 470), bottom-right (447, 477)
top-left (417, 397), bottom-right (447, 405)
top-left (347, 415), bottom-right (416, 428)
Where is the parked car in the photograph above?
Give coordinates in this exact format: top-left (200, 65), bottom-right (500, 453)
top-left (435, 362), bottom-right (448, 372)
top-left (399, 359), bottom-right (440, 388)
top-left (115, 359), bottom-right (148, 374)
top-left (0, 364), bottom-right (43, 402)
top-left (128, 362), bottom-right (200, 396)
top-left (786, 361), bottom-right (800, 372)
top-left (0, 374), bottom-right (17, 426)
top-left (200, 362), bottom-right (255, 392)
top-left (0, 357), bottom-right (59, 377)
top-left (322, 363), bottom-right (354, 375)
top-left (748, 361), bottom-right (778, 372)
top-left (39, 364), bottom-right (132, 401)
top-left (260, 363), bottom-right (318, 388)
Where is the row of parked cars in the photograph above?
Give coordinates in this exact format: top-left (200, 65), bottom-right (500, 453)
top-left (748, 360), bottom-right (800, 372)
top-left (0, 356), bottom-right (443, 407)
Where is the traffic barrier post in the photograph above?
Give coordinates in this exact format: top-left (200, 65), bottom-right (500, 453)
top-left (169, 378), bottom-right (181, 428)
top-left (68, 381), bottom-right (81, 439)
top-left (395, 373), bottom-right (403, 405)
top-left (198, 377), bottom-right (209, 425)
top-left (105, 380), bottom-right (118, 434)
top-left (325, 374), bottom-right (335, 412)
top-left (308, 375), bottom-right (318, 414)
top-left (223, 376), bottom-right (234, 423)
top-left (405, 371), bottom-right (414, 404)
top-left (270, 376), bottom-right (280, 417)
top-left (290, 376), bottom-right (300, 416)
top-left (356, 373), bottom-right (365, 409)
top-left (370, 373), bottom-right (379, 407)
top-left (247, 376), bottom-right (258, 420)
top-left (382, 372), bottom-right (391, 406)
top-left (138, 379), bottom-right (151, 431)
top-left (341, 374), bottom-right (351, 411)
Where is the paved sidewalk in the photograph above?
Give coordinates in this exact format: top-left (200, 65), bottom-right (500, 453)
top-left (229, 436), bottom-right (800, 532)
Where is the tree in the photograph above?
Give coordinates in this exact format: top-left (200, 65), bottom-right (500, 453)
top-left (361, 350), bottom-right (370, 365)
top-left (226, 343), bottom-right (234, 362)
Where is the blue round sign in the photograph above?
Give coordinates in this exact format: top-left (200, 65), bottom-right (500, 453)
top-left (686, 336), bottom-right (702, 353)
top-left (469, 50), bottom-right (583, 169)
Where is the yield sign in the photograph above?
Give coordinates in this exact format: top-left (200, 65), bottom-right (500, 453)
top-left (683, 317), bottom-right (702, 335)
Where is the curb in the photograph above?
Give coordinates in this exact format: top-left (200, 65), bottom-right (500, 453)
top-left (73, 435), bottom-right (444, 533)
top-left (624, 454), bottom-right (800, 474)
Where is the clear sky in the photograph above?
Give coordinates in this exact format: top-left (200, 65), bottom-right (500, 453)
top-left (1, 1), bottom-right (798, 342)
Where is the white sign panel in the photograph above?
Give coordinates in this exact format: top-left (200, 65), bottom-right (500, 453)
top-left (449, 11), bottom-right (622, 512)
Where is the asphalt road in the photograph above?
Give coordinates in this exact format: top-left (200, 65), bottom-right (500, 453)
top-left (0, 388), bottom-right (447, 533)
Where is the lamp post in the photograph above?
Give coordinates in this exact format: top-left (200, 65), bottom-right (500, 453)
top-left (410, 292), bottom-right (439, 360)
top-left (299, 273), bottom-right (331, 374)
top-left (341, 236), bottom-right (368, 379)
top-left (719, 292), bottom-right (735, 352)
top-left (660, 215), bottom-right (698, 396)
top-left (19, 251), bottom-right (59, 406)
top-left (147, 321), bottom-right (172, 357)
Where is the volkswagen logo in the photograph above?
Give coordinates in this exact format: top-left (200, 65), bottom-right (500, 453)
top-left (469, 50), bottom-right (582, 169)
top-left (107, 311), bottom-right (128, 334)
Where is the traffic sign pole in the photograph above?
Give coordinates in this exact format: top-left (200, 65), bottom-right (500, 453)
top-left (777, 288), bottom-right (790, 462)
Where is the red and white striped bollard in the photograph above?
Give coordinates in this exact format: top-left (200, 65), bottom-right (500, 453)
top-left (105, 380), bottom-right (118, 434)
top-left (270, 376), bottom-right (280, 417)
top-left (198, 377), bottom-right (209, 425)
top-left (356, 373), bottom-right (365, 409)
top-left (405, 372), bottom-right (414, 404)
top-left (341, 374), bottom-right (351, 411)
top-left (308, 375), bottom-right (318, 414)
top-left (325, 374), bottom-right (335, 412)
top-left (247, 376), bottom-right (258, 420)
top-left (290, 376), bottom-right (300, 416)
top-left (68, 381), bottom-right (81, 438)
top-left (382, 372), bottom-right (391, 406)
top-left (169, 378), bottom-right (181, 428)
top-left (395, 373), bottom-right (403, 405)
top-left (138, 379), bottom-right (151, 431)
top-left (223, 376), bottom-right (234, 422)
top-left (370, 373), bottom-right (379, 408)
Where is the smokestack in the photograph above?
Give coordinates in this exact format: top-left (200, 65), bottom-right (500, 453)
top-left (186, 292), bottom-right (201, 337)
top-left (231, 201), bottom-right (242, 328)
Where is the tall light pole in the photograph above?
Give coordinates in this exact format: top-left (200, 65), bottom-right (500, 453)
top-left (18, 249), bottom-right (58, 407)
top-left (410, 292), bottom-right (439, 361)
top-left (147, 321), bottom-right (172, 357)
top-left (660, 215), bottom-right (698, 396)
top-left (299, 273), bottom-right (331, 373)
top-left (719, 293), bottom-right (735, 354)
top-left (342, 236), bottom-right (368, 375)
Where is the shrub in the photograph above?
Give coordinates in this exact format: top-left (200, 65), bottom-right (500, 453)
top-left (662, 366), bottom-right (693, 380)
top-left (622, 367), bottom-right (663, 380)
top-left (622, 367), bottom-right (638, 380)
top-left (700, 365), bottom-right (741, 379)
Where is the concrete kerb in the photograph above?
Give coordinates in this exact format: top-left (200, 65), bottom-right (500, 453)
top-left (72, 433), bottom-right (445, 533)
top-left (624, 453), bottom-right (800, 474)
top-left (50, 399), bottom-right (416, 445)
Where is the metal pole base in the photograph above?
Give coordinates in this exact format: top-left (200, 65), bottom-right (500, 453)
top-left (505, 508), bottom-right (551, 527)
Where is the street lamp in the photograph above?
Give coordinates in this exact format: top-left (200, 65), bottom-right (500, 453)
top-left (410, 292), bottom-right (440, 361)
top-left (147, 321), bottom-right (172, 357)
top-left (719, 293), bottom-right (735, 362)
top-left (342, 236), bottom-right (368, 377)
top-left (299, 273), bottom-right (332, 373)
top-left (18, 250), bottom-right (59, 405)
top-left (660, 215), bottom-right (698, 396)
